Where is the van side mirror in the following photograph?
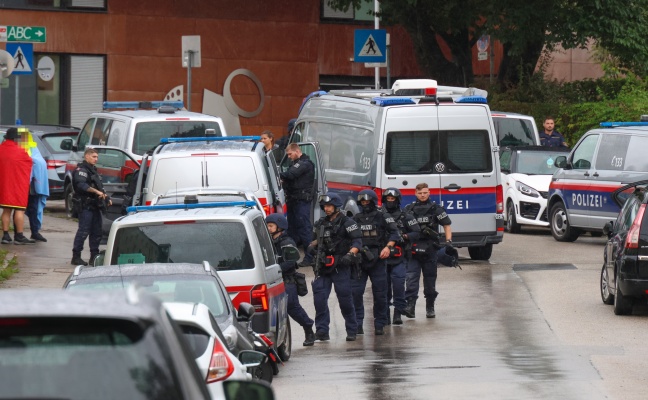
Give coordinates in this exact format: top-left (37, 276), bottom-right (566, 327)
top-left (603, 221), bottom-right (614, 237)
top-left (237, 302), bottom-right (255, 322)
top-left (280, 244), bottom-right (301, 262)
top-left (554, 156), bottom-right (567, 169)
top-left (60, 138), bottom-right (73, 151)
top-left (238, 350), bottom-right (267, 370)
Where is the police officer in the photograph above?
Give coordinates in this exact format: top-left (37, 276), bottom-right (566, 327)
top-left (266, 213), bottom-right (316, 347)
top-left (71, 148), bottom-right (111, 266)
top-left (404, 183), bottom-right (453, 318)
top-left (309, 193), bottom-right (362, 342)
top-left (280, 143), bottom-right (315, 266)
top-left (381, 188), bottom-right (419, 325)
top-left (352, 189), bottom-right (400, 336)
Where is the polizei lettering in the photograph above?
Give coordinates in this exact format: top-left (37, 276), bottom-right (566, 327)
top-left (440, 200), bottom-right (469, 210)
top-left (572, 193), bottom-right (604, 208)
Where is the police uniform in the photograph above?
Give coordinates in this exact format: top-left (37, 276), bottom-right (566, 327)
top-left (384, 202), bottom-right (420, 324)
top-left (404, 199), bottom-right (452, 317)
top-left (311, 211), bottom-right (362, 341)
top-left (71, 160), bottom-right (107, 264)
top-left (352, 201), bottom-right (400, 335)
top-left (280, 153), bottom-right (315, 259)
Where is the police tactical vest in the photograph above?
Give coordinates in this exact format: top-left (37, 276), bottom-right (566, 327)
top-left (354, 210), bottom-right (386, 248)
top-left (319, 214), bottom-right (352, 255)
top-left (407, 202), bottom-right (438, 230)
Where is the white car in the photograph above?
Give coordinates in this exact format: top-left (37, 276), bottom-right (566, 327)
top-left (164, 302), bottom-right (265, 399)
top-left (500, 146), bottom-right (571, 233)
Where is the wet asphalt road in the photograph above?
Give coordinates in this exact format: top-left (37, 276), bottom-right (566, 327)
top-left (3, 202), bottom-right (648, 399)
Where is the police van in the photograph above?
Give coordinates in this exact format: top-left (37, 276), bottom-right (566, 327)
top-left (288, 79), bottom-right (504, 260)
top-left (548, 121), bottom-right (648, 241)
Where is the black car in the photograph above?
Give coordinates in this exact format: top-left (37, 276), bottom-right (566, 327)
top-left (0, 288), bottom-right (211, 399)
top-left (600, 180), bottom-right (648, 315)
top-left (0, 124), bottom-right (80, 199)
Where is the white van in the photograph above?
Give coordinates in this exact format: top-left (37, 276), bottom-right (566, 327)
top-left (288, 79), bottom-right (504, 260)
top-left (491, 112), bottom-right (540, 146)
top-left (138, 137), bottom-right (285, 216)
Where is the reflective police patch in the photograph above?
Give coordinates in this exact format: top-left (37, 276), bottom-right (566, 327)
top-left (294, 163), bottom-right (301, 168)
top-left (385, 217), bottom-right (395, 223)
top-left (437, 212), bottom-right (448, 220)
top-left (346, 223), bottom-right (359, 232)
top-left (78, 171), bottom-right (88, 178)
top-left (408, 219), bottom-right (418, 226)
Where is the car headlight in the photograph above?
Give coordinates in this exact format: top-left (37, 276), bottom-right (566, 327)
top-left (515, 181), bottom-right (540, 198)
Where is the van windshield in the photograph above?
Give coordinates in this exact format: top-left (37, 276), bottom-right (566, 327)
top-left (493, 117), bottom-right (536, 146)
top-left (385, 130), bottom-right (492, 174)
top-left (132, 121), bottom-right (223, 155)
top-left (110, 221), bottom-right (254, 270)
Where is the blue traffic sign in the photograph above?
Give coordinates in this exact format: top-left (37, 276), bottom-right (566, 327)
top-left (6, 43), bottom-right (33, 75)
top-left (354, 29), bottom-right (386, 63)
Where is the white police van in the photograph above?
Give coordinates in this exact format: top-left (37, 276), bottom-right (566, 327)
top-left (548, 121), bottom-right (648, 241)
top-left (288, 79), bottom-right (504, 260)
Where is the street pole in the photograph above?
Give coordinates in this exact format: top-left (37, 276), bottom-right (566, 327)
top-left (386, 34), bottom-right (391, 89)
top-left (186, 50), bottom-right (193, 111)
top-left (15, 75), bottom-right (19, 124)
top-left (374, 0), bottom-right (380, 89)
top-left (489, 35), bottom-right (494, 85)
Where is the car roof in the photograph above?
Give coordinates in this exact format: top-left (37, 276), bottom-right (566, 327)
top-left (91, 109), bottom-right (224, 121)
top-left (156, 140), bottom-right (259, 155)
top-left (504, 145), bottom-right (570, 152)
top-left (589, 126), bottom-right (648, 134)
top-left (0, 124), bottom-right (80, 136)
top-left (118, 205), bottom-right (262, 224)
top-left (0, 288), bottom-right (162, 320)
top-left (491, 111), bottom-right (534, 118)
top-left (72, 263), bottom-right (215, 280)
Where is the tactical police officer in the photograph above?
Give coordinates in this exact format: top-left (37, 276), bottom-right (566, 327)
top-left (71, 148), bottom-right (111, 266)
top-left (404, 183), bottom-right (453, 318)
top-left (266, 213), bottom-right (316, 347)
top-left (381, 188), bottom-right (420, 325)
top-left (309, 193), bottom-right (362, 342)
top-left (280, 143), bottom-right (315, 266)
top-left (352, 189), bottom-right (400, 336)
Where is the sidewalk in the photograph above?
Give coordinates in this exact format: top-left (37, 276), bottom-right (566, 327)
top-left (0, 203), bottom-right (85, 289)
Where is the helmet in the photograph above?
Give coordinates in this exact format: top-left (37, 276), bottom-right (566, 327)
top-left (382, 187), bottom-right (402, 205)
top-left (319, 193), bottom-right (343, 210)
top-left (266, 213), bottom-right (288, 231)
top-left (357, 189), bottom-right (378, 204)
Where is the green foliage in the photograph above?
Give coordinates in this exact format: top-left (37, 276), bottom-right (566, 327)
top-left (0, 249), bottom-right (18, 282)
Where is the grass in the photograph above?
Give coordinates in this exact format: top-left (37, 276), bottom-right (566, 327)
top-left (0, 249), bottom-right (19, 282)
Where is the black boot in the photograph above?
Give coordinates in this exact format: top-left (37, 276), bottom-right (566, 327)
top-left (426, 298), bottom-right (436, 318)
top-left (89, 253), bottom-right (99, 266)
top-left (303, 325), bottom-right (315, 346)
top-left (71, 252), bottom-right (87, 266)
top-left (404, 299), bottom-right (416, 318)
top-left (392, 309), bottom-right (403, 325)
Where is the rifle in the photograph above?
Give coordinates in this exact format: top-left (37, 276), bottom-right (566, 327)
top-left (313, 225), bottom-right (326, 278)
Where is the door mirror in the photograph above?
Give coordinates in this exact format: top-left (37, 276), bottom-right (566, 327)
top-left (93, 250), bottom-right (106, 267)
top-left (60, 138), bottom-right (73, 151)
top-left (238, 350), bottom-right (267, 369)
top-left (280, 244), bottom-right (301, 262)
top-left (237, 302), bottom-right (256, 322)
top-left (554, 155), bottom-right (567, 169)
top-left (223, 380), bottom-right (275, 400)
top-left (603, 221), bottom-right (614, 237)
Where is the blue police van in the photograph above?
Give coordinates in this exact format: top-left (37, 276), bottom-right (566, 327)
top-left (548, 121), bottom-right (648, 241)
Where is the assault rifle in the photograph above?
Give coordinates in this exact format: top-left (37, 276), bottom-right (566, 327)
top-left (313, 225), bottom-right (326, 278)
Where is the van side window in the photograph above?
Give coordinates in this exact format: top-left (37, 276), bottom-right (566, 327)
top-left (595, 134), bottom-right (629, 171)
top-left (252, 216), bottom-right (276, 267)
top-left (499, 149), bottom-right (512, 171)
top-left (77, 118), bottom-right (95, 151)
top-left (494, 118), bottom-right (536, 146)
top-left (290, 122), bottom-right (305, 143)
top-left (385, 131), bottom-right (432, 174)
top-left (623, 136), bottom-right (648, 172)
top-left (107, 120), bottom-right (128, 147)
top-left (442, 130), bottom-right (492, 173)
top-left (91, 118), bottom-right (112, 145)
top-left (571, 134), bottom-right (599, 170)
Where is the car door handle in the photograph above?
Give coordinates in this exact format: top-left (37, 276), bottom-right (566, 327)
top-left (444, 184), bottom-right (462, 191)
top-left (593, 172), bottom-right (599, 177)
top-left (584, 172), bottom-right (590, 177)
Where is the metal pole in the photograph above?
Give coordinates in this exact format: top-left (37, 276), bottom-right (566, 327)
top-left (489, 35), bottom-right (494, 85)
top-left (374, 0), bottom-right (380, 89)
top-left (187, 50), bottom-right (193, 111)
top-left (15, 75), bottom-right (19, 124)
top-left (386, 41), bottom-right (391, 89)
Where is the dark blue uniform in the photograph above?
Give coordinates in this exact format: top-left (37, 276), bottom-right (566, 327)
top-left (311, 213), bottom-right (362, 338)
top-left (352, 208), bottom-right (400, 332)
top-left (539, 131), bottom-right (567, 147)
top-left (273, 232), bottom-right (313, 328)
top-left (71, 161), bottom-right (105, 260)
top-left (404, 200), bottom-right (451, 311)
top-left (280, 154), bottom-right (315, 259)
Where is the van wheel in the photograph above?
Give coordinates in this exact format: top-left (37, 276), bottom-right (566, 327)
top-left (550, 202), bottom-right (580, 242)
top-left (506, 201), bottom-right (521, 233)
top-left (277, 318), bottom-right (291, 361)
top-left (600, 265), bottom-right (614, 305)
top-left (64, 183), bottom-right (75, 219)
top-left (468, 244), bottom-right (493, 260)
top-left (613, 285), bottom-right (633, 315)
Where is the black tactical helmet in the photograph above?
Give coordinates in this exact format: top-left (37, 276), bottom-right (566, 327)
top-left (319, 193), bottom-right (343, 210)
top-left (382, 187), bottom-right (402, 206)
top-left (266, 213), bottom-right (288, 231)
top-left (357, 189), bottom-right (378, 204)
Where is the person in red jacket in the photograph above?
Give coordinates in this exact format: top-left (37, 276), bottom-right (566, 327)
top-left (0, 128), bottom-right (35, 245)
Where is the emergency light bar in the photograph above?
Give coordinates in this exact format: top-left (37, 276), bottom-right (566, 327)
top-left (372, 97), bottom-right (416, 107)
top-left (600, 122), bottom-right (648, 128)
top-left (160, 136), bottom-right (261, 144)
top-left (127, 200), bottom-right (257, 213)
top-left (455, 96), bottom-right (488, 104)
top-left (103, 101), bottom-right (184, 110)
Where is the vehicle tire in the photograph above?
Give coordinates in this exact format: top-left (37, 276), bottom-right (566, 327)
top-left (468, 244), bottom-right (493, 260)
top-left (613, 284), bottom-right (633, 315)
top-left (277, 318), bottom-right (292, 361)
top-left (253, 361), bottom-right (274, 383)
top-left (600, 265), bottom-right (614, 305)
top-left (64, 183), bottom-right (75, 219)
top-left (550, 202), bottom-right (580, 242)
top-left (506, 201), bottom-right (521, 234)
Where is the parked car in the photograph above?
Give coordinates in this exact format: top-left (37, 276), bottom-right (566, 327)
top-left (0, 288), bottom-right (211, 399)
top-left (500, 146), bottom-right (571, 232)
top-left (0, 124), bottom-right (80, 199)
top-left (491, 112), bottom-right (540, 146)
top-left (600, 180), bottom-right (648, 315)
top-left (164, 302), bottom-right (267, 396)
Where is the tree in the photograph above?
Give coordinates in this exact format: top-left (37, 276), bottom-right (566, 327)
top-left (327, 0), bottom-right (648, 87)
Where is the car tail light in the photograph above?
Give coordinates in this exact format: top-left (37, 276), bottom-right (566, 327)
top-left (259, 333), bottom-right (274, 347)
top-left (46, 160), bottom-right (66, 169)
top-left (496, 184), bottom-right (503, 214)
top-left (425, 87), bottom-right (437, 96)
top-left (0, 318), bottom-right (29, 326)
top-left (251, 284), bottom-right (269, 312)
top-left (626, 204), bottom-right (646, 249)
top-left (262, 204), bottom-right (272, 216)
top-left (206, 338), bottom-right (235, 383)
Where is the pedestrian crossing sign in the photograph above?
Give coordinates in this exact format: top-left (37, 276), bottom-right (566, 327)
top-left (5, 43), bottom-right (33, 75)
top-left (354, 29), bottom-right (386, 63)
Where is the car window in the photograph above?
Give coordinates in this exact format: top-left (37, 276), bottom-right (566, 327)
top-left (132, 121), bottom-right (223, 156)
top-left (111, 221), bottom-right (254, 270)
top-left (499, 149), bottom-right (512, 171)
top-left (616, 194), bottom-right (641, 232)
top-left (41, 132), bottom-right (79, 154)
top-left (624, 136), bottom-right (648, 172)
top-left (493, 117), bottom-right (536, 146)
top-left (108, 120), bottom-right (128, 147)
top-left (594, 134), bottom-right (629, 171)
top-left (0, 317), bottom-right (182, 400)
top-left (95, 148), bottom-right (138, 184)
top-left (252, 216), bottom-right (276, 267)
top-left (571, 134), bottom-right (599, 170)
top-left (77, 118), bottom-right (95, 151)
top-left (91, 118), bottom-right (112, 146)
top-left (514, 150), bottom-right (565, 175)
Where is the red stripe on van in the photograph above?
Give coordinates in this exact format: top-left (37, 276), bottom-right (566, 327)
top-left (327, 182), bottom-right (373, 192)
top-left (551, 182), bottom-right (620, 192)
top-left (400, 187), bottom-right (497, 196)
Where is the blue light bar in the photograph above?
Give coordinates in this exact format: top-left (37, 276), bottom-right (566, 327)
top-left (160, 136), bottom-right (261, 144)
top-left (126, 200), bottom-right (257, 213)
top-left (455, 96), bottom-right (488, 104)
top-left (103, 101), bottom-right (184, 110)
top-left (372, 97), bottom-right (416, 107)
top-left (600, 122), bottom-right (648, 128)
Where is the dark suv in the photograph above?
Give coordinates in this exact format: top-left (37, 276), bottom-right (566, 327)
top-left (600, 180), bottom-right (648, 315)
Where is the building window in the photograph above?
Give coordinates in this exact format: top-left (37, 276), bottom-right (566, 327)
top-left (321, 0), bottom-right (374, 22)
top-left (0, 0), bottom-right (106, 11)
